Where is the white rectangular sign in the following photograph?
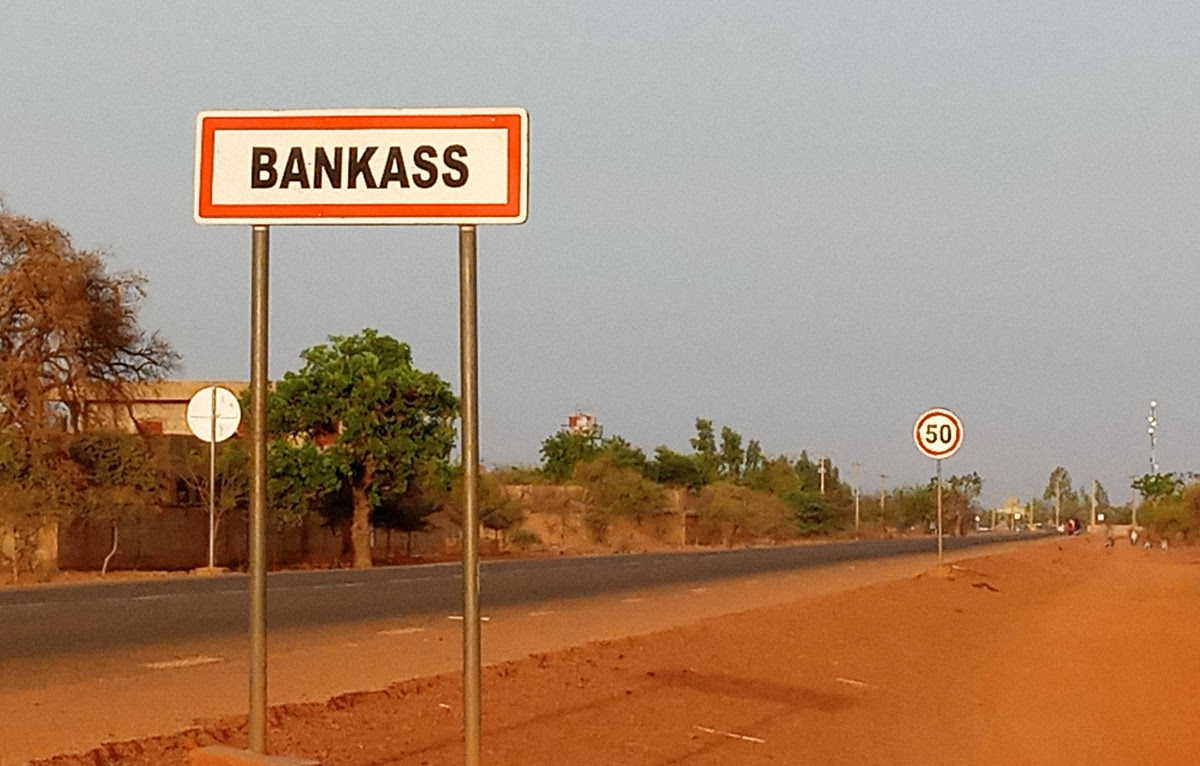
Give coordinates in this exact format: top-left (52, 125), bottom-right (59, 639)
top-left (195, 108), bottom-right (528, 225)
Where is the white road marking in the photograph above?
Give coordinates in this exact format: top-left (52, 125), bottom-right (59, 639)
top-left (620, 597), bottom-right (645, 603)
top-left (836, 677), bottom-right (868, 688)
top-left (527, 610), bottom-right (556, 617)
top-left (377, 627), bottom-right (427, 636)
top-left (0, 601), bottom-right (47, 610)
top-left (142, 656), bottom-right (225, 671)
top-left (689, 587), bottom-right (708, 593)
top-left (311, 582), bottom-right (364, 590)
top-left (389, 576), bottom-right (433, 584)
top-left (447, 615), bottom-right (491, 621)
top-left (131, 594), bottom-right (182, 602)
top-left (694, 725), bottom-right (765, 744)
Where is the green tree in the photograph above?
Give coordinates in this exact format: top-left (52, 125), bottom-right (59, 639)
top-left (1132, 472), bottom-right (1186, 501)
top-left (602, 435), bottom-right (648, 474)
top-left (893, 483), bottom-right (936, 529)
top-left (440, 469), bottom-right (524, 544)
top-left (1043, 467), bottom-right (1077, 520)
top-left (539, 430), bottom-right (602, 481)
top-left (372, 481), bottom-right (441, 557)
top-left (646, 446), bottom-right (706, 489)
top-left (944, 472), bottom-right (983, 535)
top-left (690, 418), bottom-right (719, 484)
top-left (573, 454), bottom-right (665, 541)
top-left (743, 439), bottom-right (764, 481)
top-left (266, 330), bottom-right (458, 569)
top-left (171, 438), bottom-right (250, 552)
top-left (697, 481), bottom-right (791, 546)
top-left (785, 487), bottom-right (837, 535)
top-left (719, 426), bottom-right (744, 480)
top-left (65, 430), bottom-right (167, 574)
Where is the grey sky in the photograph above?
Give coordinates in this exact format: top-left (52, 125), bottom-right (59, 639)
top-left (3, 2), bottom-right (1198, 507)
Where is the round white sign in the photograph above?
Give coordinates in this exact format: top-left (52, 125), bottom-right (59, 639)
top-left (186, 386), bottom-right (242, 443)
top-left (913, 408), bottom-right (963, 460)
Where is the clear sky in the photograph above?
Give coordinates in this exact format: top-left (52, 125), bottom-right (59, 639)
top-left (3, 2), bottom-right (1198, 507)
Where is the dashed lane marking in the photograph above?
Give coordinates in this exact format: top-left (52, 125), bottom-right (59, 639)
top-left (142, 656), bottom-right (225, 671)
top-left (0, 601), bottom-right (47, 610)
top-left (620, 597), bottom-right (645, 603)
top-left (447, 615), bottom-right (490, 621)
top-left (377, 627), bottom-right (427, 636)
top-left (690, 587), bottom-right (709, 593)
top-left (131, 594), bottom-right (183, 602)
top-left (527, 610), bottom-right (556, 617)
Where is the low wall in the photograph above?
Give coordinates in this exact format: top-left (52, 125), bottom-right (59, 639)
top-left (57, 507), bottom-right (455, 572)
top-left (0, 514), bottom-right (59, 578)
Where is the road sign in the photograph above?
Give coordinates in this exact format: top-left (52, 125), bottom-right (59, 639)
top-left (187, 386), bottom-right (242, 443)
top-left (194, 108), bottom-right (528, 225)
top-left (913, 408), bottom-right (963, 460)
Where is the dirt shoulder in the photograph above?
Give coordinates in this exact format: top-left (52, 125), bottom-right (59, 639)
top-left (25, 536), bottom-right (1200, 766)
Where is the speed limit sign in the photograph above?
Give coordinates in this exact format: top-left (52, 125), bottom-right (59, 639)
top-left (914, 408), bottom-right (963, 460)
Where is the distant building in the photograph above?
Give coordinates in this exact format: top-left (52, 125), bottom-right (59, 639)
top-left (566, 411), bottom-right (596, 436)
top-left (80, 380), bottom-right (248, 436)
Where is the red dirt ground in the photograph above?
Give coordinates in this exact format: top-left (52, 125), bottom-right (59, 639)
top-left (28, 536), bottom-right (1200, 766)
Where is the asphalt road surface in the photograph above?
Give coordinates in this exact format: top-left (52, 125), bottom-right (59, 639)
top-left (0, 533), bottom-right (1041, 662)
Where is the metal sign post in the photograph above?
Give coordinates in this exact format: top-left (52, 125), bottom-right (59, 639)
top-left (185, 385), bottom-right (242, 569)
top-left (913, 408), bottom-right (964, 567)
top-left (248, 225), bottom-right (270, 753)
top-left (936, 458), bottom-right (943, 564)
top-left (210, 388), bottom-right (216, 567)
top-left (458, 225), bottom-right (482, 765)
top-left (196, 108), bottom-right (527, 762)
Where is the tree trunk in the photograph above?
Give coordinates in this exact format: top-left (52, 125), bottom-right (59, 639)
top-left (350, 483), bottom-right (373, 569)
top-left (101, 521), bottom-right (119, 577)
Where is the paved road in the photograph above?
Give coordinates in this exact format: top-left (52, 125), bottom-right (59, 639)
top-left (0, 533), bottom-right (1042, 661)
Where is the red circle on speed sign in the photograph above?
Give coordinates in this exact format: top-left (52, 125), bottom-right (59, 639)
top-left (914, 408), bottom-right (963, 460)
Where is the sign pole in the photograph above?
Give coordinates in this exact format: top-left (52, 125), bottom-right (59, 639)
top-left (458, 224), bottom-right (482, 766)
top-left (209, 386), bottom-right (217, 569)
top-left (936, 458), bottom-right (944, 566)
top-left (249, 225), bottom-right (270, 754)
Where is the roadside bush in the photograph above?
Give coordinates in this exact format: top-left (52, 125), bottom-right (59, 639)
top-left (574, 454), bottom-right (666, 542)
top-left (508, 527), bottom-right (541, 549)
top-left (1138, 482), bottom-right (1200, 541)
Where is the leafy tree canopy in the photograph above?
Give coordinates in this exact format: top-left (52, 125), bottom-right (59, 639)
top-left (1132, 472), bottom-right (1187, 501)
top-left (267, 329), bottom-right (458, 568)
top-left (540, 429), bottom-right (602, 481)
top-left (0, 207), bottom-right (177, 437)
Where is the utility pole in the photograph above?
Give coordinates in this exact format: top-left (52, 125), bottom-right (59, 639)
top-left (1148, 401), bottom-right (1158, 474)
top-left (852, 462), bottom-right (861, 537)
top-left (1054, 477), bottom-right (1062, 529)
top-left (1090, 479), bottom-right (1098, 529)
top-left (818, 455), bottom-right (827, 495)
top-left (1130, 475), bottom-right (1139, 529)
top-left (879, 474), bottom-right (888, 525)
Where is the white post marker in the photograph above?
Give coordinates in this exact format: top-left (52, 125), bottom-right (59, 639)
top-left (913, 408), bottom-right (963, 566)
top-left (187, 386), bottom-right (242, 569)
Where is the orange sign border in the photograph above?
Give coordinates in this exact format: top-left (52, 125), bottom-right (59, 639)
top-left (195, 110), bottom-right (527, 224)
